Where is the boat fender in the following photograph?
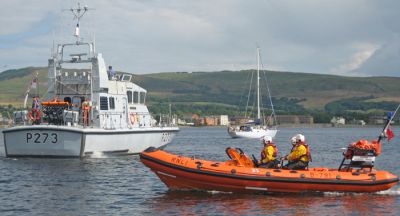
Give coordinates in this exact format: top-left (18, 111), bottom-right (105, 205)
top-left (336, 175), bottom-right (341, 180)
top-left (231, 169), bottom-right (236, 174)
top-left (130, 113), bottom-right (137, 125)
top-left (266, 172), bottom-right (271, 177)
top-left (371, 175), bottom-right (376, 181)
top-left (300, 174), bottom-right (305, 178)
top-left (195, 161), bottom-right (203, 169)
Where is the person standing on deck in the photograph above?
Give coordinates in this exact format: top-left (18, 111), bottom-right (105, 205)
top-left (107, 66), bottom-right (116, 80)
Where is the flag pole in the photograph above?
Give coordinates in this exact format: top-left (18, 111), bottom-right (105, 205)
top-left (36, 72), bottom-right (39, 98)
top-left (378, 103), bottom-right (400, 142)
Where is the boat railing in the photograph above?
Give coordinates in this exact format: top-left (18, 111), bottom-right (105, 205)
top-left (157, 113), bottom-right (177, 127)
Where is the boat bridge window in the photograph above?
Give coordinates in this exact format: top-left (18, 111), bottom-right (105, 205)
top-left (71, 96), bottom-right (82, 111)
top-left (140, 92), bottom-right (146, 104)
top-left (133, 91), bottom-right (139, 104)
top-left (121, 74), bottom-right (132, 82)
top-left (100, 96), bottom-right (108, 110)
top-left (127, 91), bottom-right (132, 103)
top-left (64, 97), bottom-right (72, 104)
top-left (109, 97), bottom-right (115, 110)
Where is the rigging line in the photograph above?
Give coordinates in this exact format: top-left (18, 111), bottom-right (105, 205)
top-left (54, 78), bottom-right (90, 96)
top-left (237, 70), bottom-right (252, 116)
top-left (259, 73), bottom-right (273, 126)
top-left (245, 69), bottom-right (254, 118)
top-left (259, 52), bottom-right (277, 126)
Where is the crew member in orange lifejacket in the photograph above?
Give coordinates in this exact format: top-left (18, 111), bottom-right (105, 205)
top-left (282, 134), bottom-right (312, 170)
top-left (82, 99), bottom-right (91, 127)
top-left (258, 136), bottom-right (280, 168)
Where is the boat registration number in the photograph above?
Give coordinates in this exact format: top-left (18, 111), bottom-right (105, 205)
top-left (309, 172), bottom-right (334, 178)
top-left (26, 133), bottom-right (58, 144)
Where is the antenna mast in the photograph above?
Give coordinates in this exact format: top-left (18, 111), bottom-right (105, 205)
top-left (69, 3), bottom-right (90, 44)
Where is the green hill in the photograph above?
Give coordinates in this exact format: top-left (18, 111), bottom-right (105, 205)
top-left (1, 67), bottom-right (399, 121)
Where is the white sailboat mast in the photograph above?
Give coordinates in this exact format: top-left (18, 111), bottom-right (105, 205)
top-left (256, 47), bottom-right (261, 120)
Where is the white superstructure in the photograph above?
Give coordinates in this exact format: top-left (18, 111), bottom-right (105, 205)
top-left (2, 3), bottom-right (179, 157)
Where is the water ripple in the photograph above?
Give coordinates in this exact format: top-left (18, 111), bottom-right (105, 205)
top-left (1, 127), bottom-right (399, 215)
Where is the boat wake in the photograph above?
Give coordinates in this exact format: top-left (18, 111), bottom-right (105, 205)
top-left (375, 187), bottom-right (400, 196)
top-left (206, 190), bottom-right (233, 195)
top-left (323, 187), bottom-right (400, 196)
top-left (88, 151), bottom-right (109, 159)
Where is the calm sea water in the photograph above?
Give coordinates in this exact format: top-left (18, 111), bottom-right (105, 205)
top-left (1, 127), bottom-right (399, 215)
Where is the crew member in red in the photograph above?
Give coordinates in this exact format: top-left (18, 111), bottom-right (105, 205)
top-left (30, 96), bottom-right (41, 124)
top-left (258, 136), bottom-right (280, 168)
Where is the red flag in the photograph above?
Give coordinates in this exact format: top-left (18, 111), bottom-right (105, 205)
top-left (386, 127), bottom-right (394, 142)
top-left (31, 78), bottom-right (37, 89)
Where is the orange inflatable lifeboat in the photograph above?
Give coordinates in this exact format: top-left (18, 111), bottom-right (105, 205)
top-left (140, 147), bottom-right (398, 193)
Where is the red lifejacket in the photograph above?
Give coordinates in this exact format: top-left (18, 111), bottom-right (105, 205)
top-left (261, 143), bottom-right (278, 159)
top-left (295, 142), bottom-right (312, 162)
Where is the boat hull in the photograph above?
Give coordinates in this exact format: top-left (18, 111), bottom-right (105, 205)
top-left (228, 127), bottom-right (277, 139)
top-left (140, 149), bottom-right (399, 193)
top-left (3, 125), bottom-right (178, 158)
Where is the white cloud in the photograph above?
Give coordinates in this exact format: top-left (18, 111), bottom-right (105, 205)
top-left (353, 36), bottom-right (400, 76)
top-left (329, 43), bottom-right (380, 76)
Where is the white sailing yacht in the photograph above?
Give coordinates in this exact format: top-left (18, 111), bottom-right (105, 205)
top-left (2, 3), bottom-right (179, 157)
top-left (228, 48), bottom-right (278, 139)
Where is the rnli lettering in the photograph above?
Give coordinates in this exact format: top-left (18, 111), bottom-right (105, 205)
top-left (26, 133), bottom-right (58, 144)
top-left (309, 172), bottom-right (334, 178)
top-left (171, 157), bottom-right (188, 166)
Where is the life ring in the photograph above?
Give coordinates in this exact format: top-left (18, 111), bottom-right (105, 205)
top-left (28, 109), bottom-right (41, 121)
top-left (130, 113), bottom-right (137, 125)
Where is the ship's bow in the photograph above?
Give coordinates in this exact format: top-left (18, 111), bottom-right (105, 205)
top-left (3, 126), bottom-right (83, 158)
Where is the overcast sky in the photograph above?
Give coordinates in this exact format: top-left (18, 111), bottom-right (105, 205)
top-left (0, 0), bottom-right (399, 76)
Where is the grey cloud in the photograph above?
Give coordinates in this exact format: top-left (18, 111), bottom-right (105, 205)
top-left (1, 0), bottom-right (400, 76)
